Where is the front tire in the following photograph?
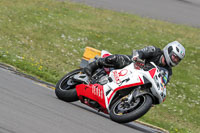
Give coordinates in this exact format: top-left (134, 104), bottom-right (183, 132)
top-left (110, 95), bottom-right (152, 123)
top-left (55, 69), bottom-right (82, 102)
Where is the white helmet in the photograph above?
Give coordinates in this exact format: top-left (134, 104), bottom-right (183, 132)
top-left (163, 41), bottom-right (185, 67)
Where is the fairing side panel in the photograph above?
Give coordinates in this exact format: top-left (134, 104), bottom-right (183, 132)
top-left (76, 84), bottom-right (107, 112)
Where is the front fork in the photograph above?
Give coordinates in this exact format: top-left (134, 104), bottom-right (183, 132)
top-left (126, 86), bottom-right (154, 104)
top-left (127, 86), bottom-right (141, 103)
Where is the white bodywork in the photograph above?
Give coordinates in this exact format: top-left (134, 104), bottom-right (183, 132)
top-left (101, 50), bottom-right (167, 110)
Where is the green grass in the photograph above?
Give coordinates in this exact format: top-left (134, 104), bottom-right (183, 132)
top-left (0, 0), bottom-right (200, 132)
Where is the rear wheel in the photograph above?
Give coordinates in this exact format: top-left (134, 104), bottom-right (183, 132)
top-left (55, 69), bottom-right (82, 102)
top-left (110, 94), bottom-right (152, 123)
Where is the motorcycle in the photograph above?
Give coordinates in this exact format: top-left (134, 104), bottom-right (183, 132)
top-left (55, 50), bottom-right (168, 123)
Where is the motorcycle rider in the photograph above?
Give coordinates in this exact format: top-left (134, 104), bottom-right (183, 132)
top-left (84, 41), bottom-right (185, 84)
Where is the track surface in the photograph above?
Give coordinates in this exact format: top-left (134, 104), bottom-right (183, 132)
top-left (0, 67), bottom-right (164, 133)
top-left (70, 0), bottom-right (200, 27)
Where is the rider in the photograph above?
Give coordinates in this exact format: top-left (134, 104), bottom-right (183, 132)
top-left (83, 41), bottom-right (185, 84)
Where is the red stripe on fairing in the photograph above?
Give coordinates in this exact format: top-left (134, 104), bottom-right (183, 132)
top-left (149, 68), bottom-right (156, 78)
top-left (107, 76), bottom-right (144, 104)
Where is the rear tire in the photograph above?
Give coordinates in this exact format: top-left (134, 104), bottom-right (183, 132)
top-left (55, 69), bottom-right (82, 102)
top-left (110, 95), bottom-right (152, 123)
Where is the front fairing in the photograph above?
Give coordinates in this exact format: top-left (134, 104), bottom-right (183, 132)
top-left (139, 64), bottom-right (167, 104)
top-left (103, 63), bottom-right (145, 108)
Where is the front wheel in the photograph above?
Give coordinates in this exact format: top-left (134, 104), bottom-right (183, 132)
top-left (110, 95), bottom-right (152, 123)
top-left (55, 69), bottom-right (82, 102)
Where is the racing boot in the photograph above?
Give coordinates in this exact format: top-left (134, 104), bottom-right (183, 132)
top-left (83, 60), bottom-right (100, 77)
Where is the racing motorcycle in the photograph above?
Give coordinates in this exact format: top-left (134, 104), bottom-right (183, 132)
top-left (55, 50), bottom-right (168, 123)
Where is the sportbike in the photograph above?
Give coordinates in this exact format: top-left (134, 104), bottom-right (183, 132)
top-left (55, 50), bottom-right (167, 123)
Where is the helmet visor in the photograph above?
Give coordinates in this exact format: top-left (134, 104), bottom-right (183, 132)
top-left (170, 52), bottom-right (181, 65)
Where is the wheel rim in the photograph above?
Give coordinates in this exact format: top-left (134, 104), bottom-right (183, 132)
top-left (59, 71), bottom-right (81, 91)
top-left (113, 95), bottom-right (146, 115)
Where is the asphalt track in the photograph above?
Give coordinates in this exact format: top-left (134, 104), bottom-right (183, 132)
top-left (70, 0), bottom-right (200, 27)
top-left (0, 66), bottom-right (166, 133)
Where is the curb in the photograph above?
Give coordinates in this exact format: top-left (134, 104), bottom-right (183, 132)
top-left (0, 62), bottom-right (55, 89)
top-left (0, 62), bottom-right (168, 133)
top-left (135, 120), bottom-right (169, 133)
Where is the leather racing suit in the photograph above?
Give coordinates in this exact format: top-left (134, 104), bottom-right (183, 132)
top-left (84, 46), bottom-right (172, 83)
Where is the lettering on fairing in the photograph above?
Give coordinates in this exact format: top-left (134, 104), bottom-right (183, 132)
top-left (92, 85), bottom-right (103, 99)
top-left (113, 71), bottom-right (120, 84)
top-left (113, 69), bottom-right (128, 84)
